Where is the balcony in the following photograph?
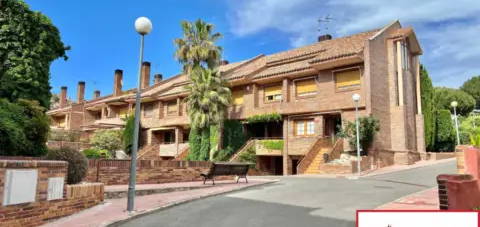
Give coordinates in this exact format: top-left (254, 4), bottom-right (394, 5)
top-left (159, 143), bottom-right (188, 157)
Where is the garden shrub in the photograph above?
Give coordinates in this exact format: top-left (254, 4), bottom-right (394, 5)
top-left (46, 148), bottom-right (88, 184)
top-left (122, 115), bottom-right (139, 155)
top-left (245, 113), bottom-right (282, 124)
top-left (435, 109), bottom-right (456, 152)
top-left (434, 87), bottom-right (475, 116)
top-left (49, 129), bottom-right (82, 142)
top-left (339, 116), bottom-right (380, 155)
top-left (82, 148), bottom-right (111, 159)
top-left (213, 120), bottom-right (246, 161)
top-left (91, 129), bottom-right (123, 156)
top-left (187, 128), bottom-right (202, 161)
top-left (261, 140), bottom-right (284, 150)
top-left (238, 147), bottom-right (257, 168)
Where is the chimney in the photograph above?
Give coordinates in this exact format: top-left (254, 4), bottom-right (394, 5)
top-left (113, 69), bottom-right (123, 96)
top-left (221, 60), bottom-right (229, 65)
top-left (141, 61), bottom-right (151, 89)
top-left (77, 81), bottom-right (85, 103)
top-left (93, 90), bottom-right (101, 99)
top-left (317, 34), bottom-right (332, 42)
top-left (154, 74), bottom-right (163, 84)
top-left (60, 86), bottom-right (67, 108)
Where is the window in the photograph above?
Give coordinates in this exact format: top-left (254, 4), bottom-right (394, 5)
top-left (295, 119), bottom-right (315, 136)
top-left (335, 69), bottom-right (361, 90)
top-left (167, 101), bottom-right (177, 115)
top-left (57, 117), bottom-right (66, 128)
top-left (264, 84), bottom-right (282, 102)
top-left (232, 89), bottom-right (244, 105)
top-left (295, 78), bottom-right (317, 97)
top-left (118, 107), bottom-right (129, 118)
top-left (143, 102), bottom-right (154, 117)
top-left (401, 42), bottom-right (410, 70)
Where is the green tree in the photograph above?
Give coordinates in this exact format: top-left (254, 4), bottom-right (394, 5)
top-left (174, 19), bottom-right (222, 73)
top-left (339, 116), bottom-right (380, 155)
top-left (0, 0), bottom-right (68, 108)
top-left (91, 129), bottom-right (123, 156)
top-left (461, 76), bottom-right (480, 109)
top-left (435, 109), bottom-right (456, 152)
top-left (434, 87), bottom-right (475, 116)
top-left (420, 65), bottom-right (436, 151)
top-left (175, 19), bottom-right (230, 160)
top-left (0, 98), bottom-right (49, 156)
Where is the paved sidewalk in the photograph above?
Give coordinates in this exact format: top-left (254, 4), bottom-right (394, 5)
top-left (42, 179), bottom-right (275, 227)
top-left (375, 187), bottom-right (439, 210)
top-left (105, 181), bottom-right (215, 192)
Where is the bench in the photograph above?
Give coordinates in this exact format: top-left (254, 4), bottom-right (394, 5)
top-left (201, 162), bottom-right (250, 185)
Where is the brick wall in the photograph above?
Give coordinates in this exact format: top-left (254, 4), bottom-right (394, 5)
top-left (0, 160), bottom-right (104, 227)
top-left (47, 141), bottom-right (91, 151)
top-left (85, 159), bottom-right (212, 185)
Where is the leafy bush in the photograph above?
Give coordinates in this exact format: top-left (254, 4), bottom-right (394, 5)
top-left (213, 120), bottom-right (246, 161)
top-left (187, 127), bottom-right (210, 161)
top-left (46, 148), bottom-right (88, 184)
top-left (245, 113), bottom-right (282, 124)
top-left (338, 116), bottom-right (380, 155)
top-left (82, 148), bottom-right (111, 159)
top-left (238, 147), bottom-right (257, 165)
top-left (122, 115), bottom-right (136, 155)
top-left (261, 140), bottom-right (284, 150)
top-left (434, 87), bottom-right (475, 116)
top-left (470, 132), bottom-right (480, 148)
top-left (0, 99), bottom-right (49, 156)
top-left (435, 109), bottom-right (456, 152)
top-left (91, 129), bottom-right (123, 156)
top-left (49, 129), bottom-right (82, 142)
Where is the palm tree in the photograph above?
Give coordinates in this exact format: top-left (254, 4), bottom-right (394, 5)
top-left (174, 19), bottom-right (222, 73)
top-left (174, 19), bottom-right (230, 161)
top-left (185, 66), bottom-right (231, 160)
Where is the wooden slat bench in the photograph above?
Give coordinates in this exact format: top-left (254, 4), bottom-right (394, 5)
top-left (201, 162), bottom-right (250, 185)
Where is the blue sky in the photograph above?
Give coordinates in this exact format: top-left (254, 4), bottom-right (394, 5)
top-left (25, 0), bottom-right (480, 100)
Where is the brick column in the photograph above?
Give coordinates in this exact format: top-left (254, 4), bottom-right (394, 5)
top-left (283, 117), bottom-right (289, 175)
top-left (252, 83), bottom-right (258, 108)
top-left (175, 127), bottom-right (180, 155)
top-left (158, 101), bottom-right (164, 119)
top-left (176, 98), bottom-right (182, 116)
top-left (282, 78), bottom-right (289, 103)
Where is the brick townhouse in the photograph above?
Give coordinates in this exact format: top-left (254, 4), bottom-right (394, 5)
top-left (47, 20), bottom-right (425, 175)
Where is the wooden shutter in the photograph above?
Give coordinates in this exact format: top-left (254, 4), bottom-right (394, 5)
top-left (296, 79), bottom-right (317, 96)
top-left (335, 69), bottom-right (361, 89)
top-left (232, 90), bottom-right (244, 105)
top-left (264, 85), bottom-right (282, 97)
top-left (167, 101), bottom-right (177, 114)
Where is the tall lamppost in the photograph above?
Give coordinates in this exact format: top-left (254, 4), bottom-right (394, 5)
top-left (352, 93), bottom-right (361, 177)
top-left (451, 101), bottom-right (460, 145)
top-left (127, 16), bottom-right (152, 212)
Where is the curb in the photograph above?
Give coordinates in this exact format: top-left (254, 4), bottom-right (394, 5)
top-left (107, 180), bottom-right (278, 226)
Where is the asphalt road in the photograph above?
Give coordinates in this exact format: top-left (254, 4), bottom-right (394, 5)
top-left (116, 160), bottom-right (456, 227)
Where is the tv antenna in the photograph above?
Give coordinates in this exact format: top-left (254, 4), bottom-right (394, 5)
top-left (318, 14), bottom-right (334, 33)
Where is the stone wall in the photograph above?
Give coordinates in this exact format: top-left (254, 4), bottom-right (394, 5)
top-left (47, 141), bottom-right (91, 151)
top-left (0, 160), bottom-right (104, 227)
top-left (85, 159), bottom-right (212, 185)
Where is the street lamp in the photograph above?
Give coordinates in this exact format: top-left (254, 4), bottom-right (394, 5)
top-left (451, 101), bottom-right (460, 145)
top-left (352, 93), bottom-right (361, 177)
top-left (127, 16), bottom-right (152, 212)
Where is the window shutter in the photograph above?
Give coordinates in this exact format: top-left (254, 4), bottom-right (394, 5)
top-left (335, 69), bottom-right (361, 89)
top-left (296, 79), bottom-right (317, 96)
top-left (232, 90), bottom-right (244, 105)
top-left (264, 85), bottom-right (282, 96)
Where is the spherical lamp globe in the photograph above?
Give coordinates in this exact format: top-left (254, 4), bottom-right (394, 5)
top-left (352, 93), bottom-right (361, 102)
top-left (134, 17), bottom-right (152, 35)
top-left (451, 101), bottom-right (458, 108)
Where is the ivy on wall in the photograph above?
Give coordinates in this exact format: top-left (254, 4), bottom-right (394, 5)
top-left (245, 113), bottom-right (282, 124)
top-left (260, 140), bottom-right (284, 150)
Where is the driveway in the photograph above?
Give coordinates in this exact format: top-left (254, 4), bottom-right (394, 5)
top-left (115, 160), bottom-right (456, 227)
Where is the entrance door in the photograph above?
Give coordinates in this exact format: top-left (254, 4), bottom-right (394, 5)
top-left (324, 114), bottom-right (342, 138)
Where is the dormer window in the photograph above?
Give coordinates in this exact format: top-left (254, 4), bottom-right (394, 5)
top-left (295, 78), bottom-right (317, 97)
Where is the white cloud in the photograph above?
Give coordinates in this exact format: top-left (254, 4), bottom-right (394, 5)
top-left (226, 0), bottom-right (480, 88)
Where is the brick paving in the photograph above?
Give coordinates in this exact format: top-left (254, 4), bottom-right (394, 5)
top-left (42, 179), bottom-right (275, 227)
top-left (375, 187), bottom-right (439, 210)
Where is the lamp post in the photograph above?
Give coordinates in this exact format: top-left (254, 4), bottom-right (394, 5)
top-left (127, 16), bottom-right (152, 212)
top-left (451, 101), bottom-right (460, 145)
top-left (352, 93), bottom-right (361, 177)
